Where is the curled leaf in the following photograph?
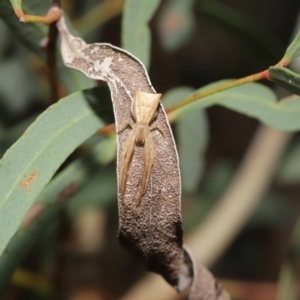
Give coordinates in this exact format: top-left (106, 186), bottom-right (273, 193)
top-left (57, 14), bottom-right (183, 289)
top-left (57, 15), bottom-right (230, 299)
top-left (184, 247), bottom-right (230, 300)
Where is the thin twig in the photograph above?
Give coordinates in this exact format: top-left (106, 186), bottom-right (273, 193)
top-left (165, 69), bottom-right (270, 114)
top-left (13, 3), bottom-right (61, 24)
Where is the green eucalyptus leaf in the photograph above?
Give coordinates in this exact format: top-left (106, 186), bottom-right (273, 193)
top-left (121, 0), bottom-right (161, 69)
top-left (177, 109), bottom-right (208, 193)
top-left (157, 0), bottom-right (196, 51)
top-left (0, 140), bottom-right (116, 294)
top-left (0, 86), bottom-right (113, 256)
top-left (163, 87), bottom-right (209, 193)
top-left (269, 66), bottom-right (300, 96)
top-left (162, 86), bottom-right (194, 107)
top-left (172, 81), bottom-right (300, 131)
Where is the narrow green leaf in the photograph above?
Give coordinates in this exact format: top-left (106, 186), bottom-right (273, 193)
top-left (269, 66), bottom-right (300, 96)
top-left (121, 0), bottom-right (161, 69)
top-left (163, 87), bottom-right (209, 193)
top-left (162, 86), bottom-right (194, 106)
top-left (173, 81), bottom-right (300, 131)
top-left (283, 28), bottom-right (300, 61)
top-left (0, 86), bottom-right (114, 256)
top-left (157, 0), bottom-right (196, 51)
top-left (177, 109), bottom-right (208, 193)
top-left (0, 140), bottom-right (116, 294)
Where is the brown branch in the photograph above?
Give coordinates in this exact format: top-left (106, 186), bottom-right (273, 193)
top-left (47, 3), bottom-right (61, 103)
top-left (47, 23), bottom-right (58, 102)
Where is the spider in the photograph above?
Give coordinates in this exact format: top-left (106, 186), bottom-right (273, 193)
top-left (118, 90), bottom-right (164, 206)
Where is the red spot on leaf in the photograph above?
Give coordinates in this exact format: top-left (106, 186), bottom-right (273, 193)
top-left (20, 169), bottom-right (39, 193)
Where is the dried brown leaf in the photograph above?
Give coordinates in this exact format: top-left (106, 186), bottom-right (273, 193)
top-left (57, 14), bottom-right (230, 299)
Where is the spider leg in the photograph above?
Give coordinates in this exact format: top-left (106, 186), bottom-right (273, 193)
top-left (150, 122), bottom-right (165, 138)
top-left (137, 133), bottom-right (154, 206)
top-left (119, 129), bottom-right (136, 201)
top-left (117, 117), bottom-right (134, 134)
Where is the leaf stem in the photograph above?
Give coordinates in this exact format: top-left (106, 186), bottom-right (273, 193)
top-left (165, 69), bottom-right (270, 113)
top-left (10, 0), bottom-right (61, 24)
top-left (97, 123), bottom-right (116, 135)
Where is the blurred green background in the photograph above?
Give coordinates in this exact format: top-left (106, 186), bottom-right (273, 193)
top-left (1, 0), bottom-right (300, 299)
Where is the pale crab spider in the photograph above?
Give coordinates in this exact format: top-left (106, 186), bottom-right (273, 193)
top-left (118, 90), bottom-right (164, 206)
